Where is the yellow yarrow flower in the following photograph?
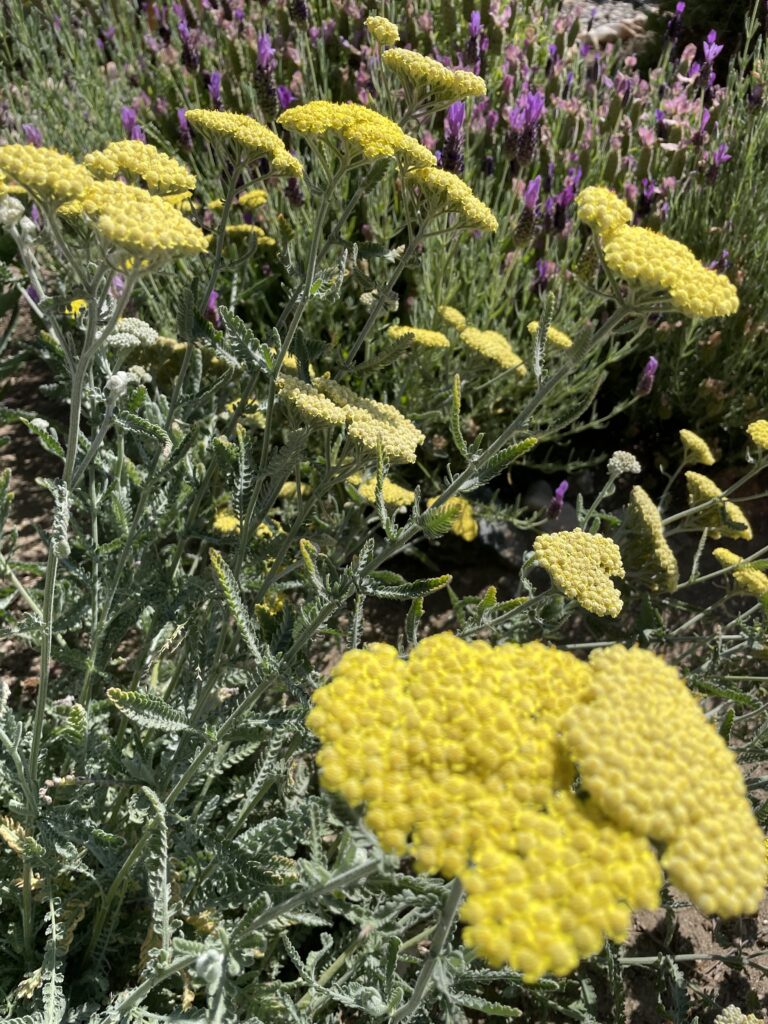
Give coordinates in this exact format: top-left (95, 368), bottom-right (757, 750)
top-left (563, 645), bottom-right (765, 918)
top-left (575, 185), bottom-right (632, 237)
top-left (460, 326), bottom-right (526, 373)
top-left (533, 529), bottom-right (625, 617)
top-left (437, 305), bottom-right (467, 331)
top-left (365, 15), bottom-right (399, 46)
top-left (83, 140), bottom-right (195, 195)
top-left (679, 428), bottom-right (715, 466)
top-left (212, 509), bottom-right (240, 534)
top-left (746, 419), bottom-right (768, 450)
top-left (712, 548), bottom-right (768, 598)
top-left (382, 48), bottom-right (486, 104)
top-left (685, 471), bottom-right (752, 541)
top-left (357, 477), bottom-right (416, 507)
top-left (185, 109), bottom-right (302, 176)
top-left (278, 101), bottom-right (435, 168)
top-left (0, 144), bottom-right (92, 205)
top-left (426, 496), bottom-right (478, 542)
top-left (225, 223), bottom-right (276, 245)
top-left (622, 485), bottom-right (679, 593)
top-left (0, 170), bottom-right (26, 196)
top-left (238, 187), bottom-right (268, 208)
top-left (405, 167), bottom-right (498, 232)
top-left (64, 298), bottom-right (88, 320)
top-left (527, 320), bottom-right (573, 349)
top-left (386, 324), bottom-right (450, 349)
top-left (279, 376), bottom-right (424, 463)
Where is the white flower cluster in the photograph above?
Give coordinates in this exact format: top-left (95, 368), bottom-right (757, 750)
top-left (0, 194), bottom-right (25, 229)
top-left (109, 316), bottom-right (159, 349)
top-left (607, 450), bottom-right (641, 476)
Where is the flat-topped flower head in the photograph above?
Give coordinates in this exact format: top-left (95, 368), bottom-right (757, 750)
top-left (533, 529), bottom-right (625, 617)
top-left (426, 496), bottom-right (478, 541)
top-left (356, 476), bottom-right (415, 507)
top-left (623, 485), bottom-right (679, 593)
top-left (185, 109), bottom-right (302, 176)
top-left (746, 419), bottom-right (768, 450)
top-left (225, 223), bottom-right (276, 245)
top-left (238, 187), bottom-right (268, 208)
top-left (602, 224), bottom-right (739, 319)
top-left (575, 186), bottom-right (632, 238)
top-left (460, 326), bottom-right (526, 372)
top-left (278, 101), bottom-right (435, 168)
top-left (382, 48), bottom-right (486, 105)
top-left (563, 645), bottom-right (765, 918)
top-left (527, 320), bottom-right (573, 349)
top-left (279, 376), bottom-right (424, 463)
top-left (437, 305), bottom-right (467, 331)
top-left (386, 324), bottom-right (450, 349)
top-left (83, 140), bottom-right (195, 195)
top-left (212, 509), bottom-right (240, 534)
top-left (405, 167), bottom-right (498, 232)
top-left (712, 547), bottom-right (768, 598)
top-left (607, 450), bottom-right (641, 476)
top-left (714, 1007), bottom-right (762, 1024)
top-left (0, 144), bottom-right (92, 205)
top-left (685, 471), bottom-right (752, 540)
top-left (365, 15), bottom-right (399, 46)
top-left (679, 428), bottom-right (715, 466)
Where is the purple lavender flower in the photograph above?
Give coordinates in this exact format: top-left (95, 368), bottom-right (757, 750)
top-left (506, 90), bottom-right (545, 165)
top-left (177, 17), bottom-right (199, 71)
top-left (277, 85), bottom-right (295, 110)
top-left (711, 142), bottom-right (731, 167)
top-left (177, 108), bottom-right (193, 148)
top-left (205, 289), bottom-right (221, 327)
top-left (667, 1), bottom-right (685, 41)
top-left (121, 105), bottom-right (138, 136)
top-left (22, 123), bottom-right (43, 147)
top-left (289, 0), bottom-right (309, 24)
top-left (547, 480), bottom-right (569, 520)
top-left (636, 355), bottom-right (659, 396)
top-left (442, 101), bottom-right (465, 174)
top-left (464, 10), bottom-right (482, 68)
top-left (708, 249), bottom-right (730, 272)
top-left (285, 177), bottom-right (304, 207)
top-left (26, 284), bottom-right (40, 306)
top-left (702, 30), bottom-right (724, 64)
top-left (254, 33), bottom-right (278, 121)
top-left (206, 70), bottom-right (222, 108)
top-left (523, 175), bottom-right (542, 210)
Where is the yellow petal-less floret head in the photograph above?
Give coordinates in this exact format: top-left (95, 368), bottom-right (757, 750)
top-left (437, 305), bottom-right (467, 331)
top-left (679, 428), bottom-right (716, 466)
top-left (238, 187), bottom-right (268, 208)
top-left (357, 477), bottom-right (415, 507)
top-left (426, 496), bottom-right (478, 541)
top-left (575, 186), bottom-right (632, 238)
top-left (83, 140), bottom-right (195, 195)
top-left (405, 167), bottom-right (498, 232)
top-left (622, 485), bottom-right (679, 593)
top-left (365, 15), bottom-right (400, 46)
top-left (386, 324), bottom-right (451, 349)
top-left (746, 419), bottom-right (768, 450)
top-left (382, 48), bottom-right (486, 104)
top-left (212, 509), bottom-right (240, 534)
top-left (460, 326), bottom-right (526, 373)
top-left (712, 547), bottom-right (768, 598)
top-left (562, 645), bottom-right (765, 917)
top-left (685, 471), bottom-right (752, 541)
top-left (278, 101), bottom-right (435, 168)
top-left (185, 109), bottom-right (302, 176)
top-left (527, 320), bottom-right (573, 349)
top-left (0, 144), bottom-right (92, 206)
top-left (279, 376), bottom-right (424, 463)
top-left (533, 529), bottom-right (625, 617)
top-left (82, 179), bottom-right (208, 261)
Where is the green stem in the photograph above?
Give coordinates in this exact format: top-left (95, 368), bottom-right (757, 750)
top-left (390, 877), bottom-right (464, 1024)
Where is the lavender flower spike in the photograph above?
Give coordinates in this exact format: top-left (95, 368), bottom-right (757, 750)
top-left (547, 480), bottom-right (569, 520)
top-left (442, 101), bottom-right (465, 174)
top-left (636, 355), bottom-right (659, 396)
top-left (702, 30), bottom-right (724, 64)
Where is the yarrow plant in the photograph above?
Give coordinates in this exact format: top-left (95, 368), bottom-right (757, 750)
top-left (0, 4), bottom-right (766, 1022)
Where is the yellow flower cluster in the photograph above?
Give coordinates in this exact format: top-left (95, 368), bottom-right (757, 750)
top-left (426, 496), bottom-right (478, 542)
top-left (623, 485), bottom-right (679, 592)
top-left (0, 171), bottom-right (26, 196)
top-left (386, 324), bottom-right (450, 349)
top-left (533, 529), bottom-right (625, 617)
top-left (564, 645), bottom-right (765, 918)
top-left (746, 419), bottom-right (768, 450)
top-left (213, 509), bottom-right (240, 534)
top-left (576, 186), bottom-right (738, 319)
top-left (81, 179), bottom-right (208, 260)
top-left (712, 548), bottom-right (768, 598)
top-left (356, 476), bottom-right (415, 507)
top-left (83, 140), bottom-right (195, 195)
top-left (238, 187), bottom-right (268, 208)
top-left (278, 101), bottom-right (435, 168)
top-left (679, 428), bottom-right (715, 466)
top-left (185, 109), bottom-right (302, 176)
top-left (527, 320), bottom-right (573, 349)
top-left (279, 376), bottom-right (424, 463)
top-left (437, 305), bottom-right (467, 331)
top-left (685, 471), bottom-right (752, 541)
top-left (405, 167), bottom-right (498, 232)
top-left (225, 223), bottom-right (276, 245)
top-left (0, 144), bottom-right (92, 205)
top-left (365, 15), bottom-right (399, 46)
top-left (460, 326), bottom-right (526, 373)
top-left (382, 48), bottom-right (486, 103)
top-left (310, 635), bottom-right (764, 979)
